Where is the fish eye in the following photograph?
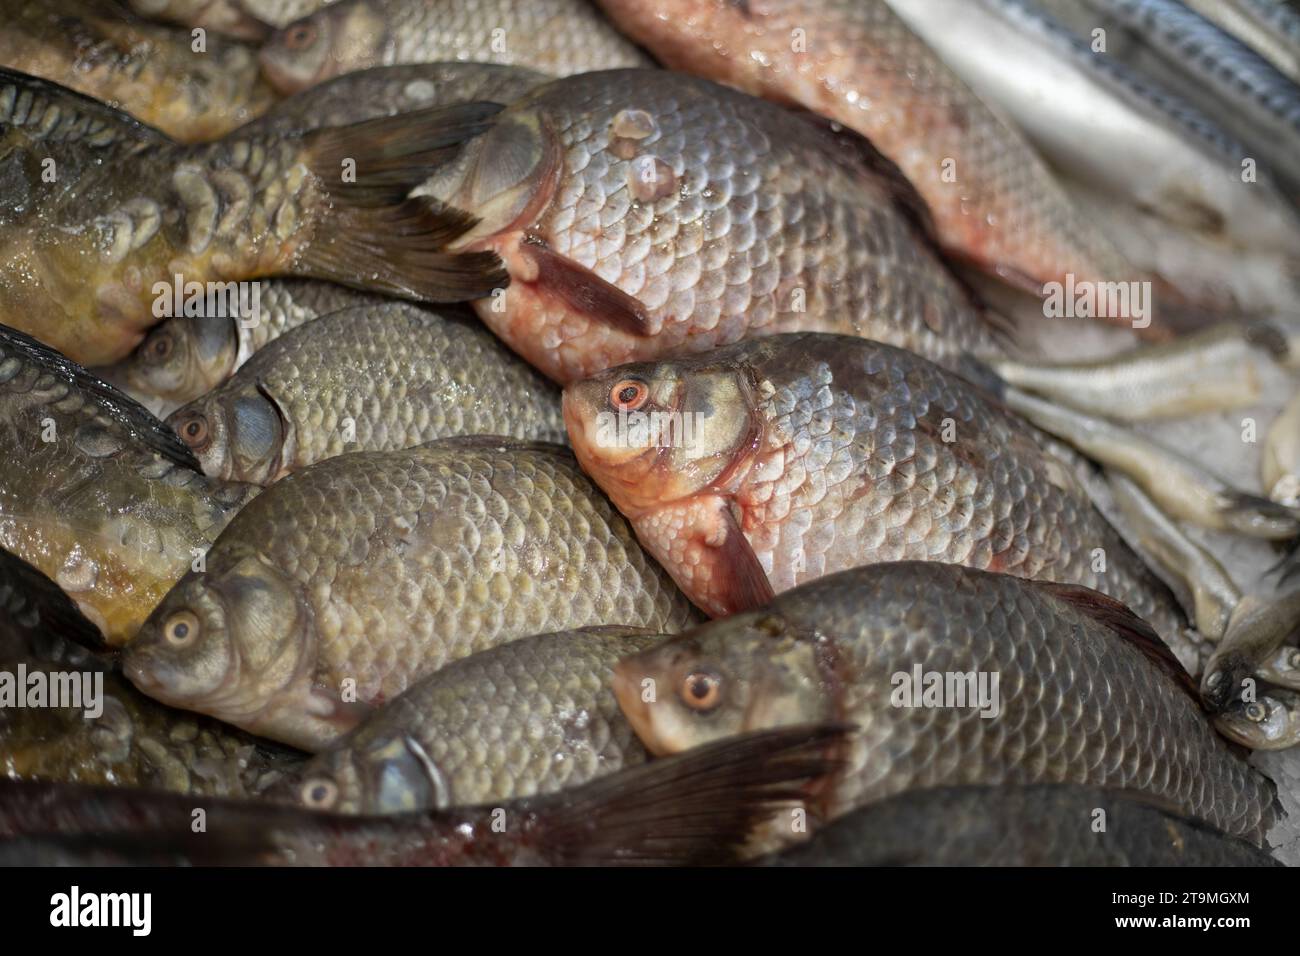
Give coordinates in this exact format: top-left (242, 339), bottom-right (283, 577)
top-left (163, 610), bottom-right (200, 647)
top-left (610, 378), bottom-right (648, 412)
top-left (1289, 649), bottom-right (1300, 669)
top-left (300, 777), bottom-right (339, 809)
top-left (145, 332), bottom-right (174, 363)
top-left (175, 412), bottom-right (211, 451)
top-left (680, 670), bottom-right (722, 712)
top-left (1245, 702), bottom-right (1267, 722)
top-left (283, 22), bottom-right (317, 50)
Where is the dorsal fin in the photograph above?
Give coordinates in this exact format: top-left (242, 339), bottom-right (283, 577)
top-left (1036, 581), bottom-right (1201, 703)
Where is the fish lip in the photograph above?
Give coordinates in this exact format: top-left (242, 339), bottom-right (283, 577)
top-left (612, 658), bottom-right (670, 757)
top-left (121, 648), bottom-right (162, 696)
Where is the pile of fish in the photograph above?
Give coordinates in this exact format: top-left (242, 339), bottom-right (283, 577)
top-left (1, 0), bottom-right (1299, 867)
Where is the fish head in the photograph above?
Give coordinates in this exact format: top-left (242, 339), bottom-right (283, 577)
top-left (109, 316), bottom-right (237, 417)
top-left (124, 544), bottom-right (310, 729)
top-left (1215, 692), bottom-right (1300, 750)
top-left (259, 4), bottom-right (386, 94)
top-left (563, 356), bottom-right (760, 516)
top-left (611, 613), bottom-right (828, 756)
top-left (1260, 645), bottom-right (1300, 691)
top-left (284, 732), bottom-right (449, 814)
top-left (167, 383), bottom-right (287, 485)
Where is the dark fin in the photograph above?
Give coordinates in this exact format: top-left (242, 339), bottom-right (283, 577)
top-left (0, 324), bottom-right (202, 473)
top-left (1268, 536), bottom-right (1300, 586)
top-left (535, 723), bottom-right (849, 866)
top-left (0, 547), bottom-right (108, 656)
top-left (1243, 320), bottom-right (1292, 363)
top-left (1220, 491), bottom-right (1300, 537)
top-left (297, 105), bottom-right (509, 302)
top-left (713, 506), bottom-right (776, 615)
top-left (1200, 650), bottom-right (1255, 713)
top-left (1035, 581), bottom-right (1200, 702)
top-left (520, 238), bottom-right (651, 336)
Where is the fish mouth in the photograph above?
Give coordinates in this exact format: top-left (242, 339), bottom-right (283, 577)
top-left (612, 658), bottom-right (670, 757)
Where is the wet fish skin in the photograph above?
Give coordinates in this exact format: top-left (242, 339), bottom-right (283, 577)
top-left (128, 0), bottom-right (337, 38)
top-left (123, 437), bottom-right (701, 751)
top-left (166, 302), bottom-right (567, 484)
top-left (1264, 388), bottom-right (1300, 506)
top-left (0, 325), bottom-right (256, 645)
top-left (1217, 688), bottom-right (1300, 749)
top-left (244, 62), bottom-right (550, 134)
top-left (423, 69), bottom-right (997, 384)
top-left (1202, 590), bottom-right (1300, 711)
top-left (1183, 0), bottom-right (1300, 84)
top-left (595, 0), bottom-right (1137, 306)
top-left (0, 68), bottom-right (507, 366)
top-left (0, 724), bottom-right (844, 866)
top-left (1257, 642), bottom-right (1300, 689)
top-left (281, 626), bottom-right (659, 813)
top-left (259, 0), bottom-right (653, 94)
top-left (761, 784), bottom-right (1281, 866)
top-left (564, 332), bottom-right (1196, 667)
top-left (0, 0), bottom-right (276, 142)
top-left (95, 280), bottom-right (384, 419)
top-left (614, 562), bottom-right (1275, 841)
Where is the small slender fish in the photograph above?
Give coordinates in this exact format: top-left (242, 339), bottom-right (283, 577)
top-left (281, 626), bottom-right (659, 813)
top-left (1257, 642), bottom-right (1300, 689)
top-left (760, 784), bottom-right (1281, 866)
top-left (245, 62), bottom-right (550, 134)
top-left (1183, 0), bottom-right (1300, 84)
top-left (0, 325), bottom-right (256, 645)
top-left (0, 0), bottom-right (276, 141)
top-left (614, 562), bottom-right (1276, 841)
top-left (1202, 590), bottom-right (1300, 710)
top-left (166, 302), bottom-right (567, 484)
top-left (1217, 688), bottom-right (1300, 749)
top-left (259, 0), bottom-right (654, 94)
top-left (123, 438), bottom-right (700, 751)
top-left (0, 724), bottom-right (845, 866)
top-left (1264, 388), bottom-right (1300, 506)
top-left (96, 280), bottom-right (383, 418)
top-left (0, 68), bottom-right (506, 367)
top-left (564, 333), bottom-right (1198, 668)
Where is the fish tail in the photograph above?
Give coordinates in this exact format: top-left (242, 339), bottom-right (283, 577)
top-left (295, 104), bottom-right (509, 302)
top-left (535, 723), bottom-right (848, 866)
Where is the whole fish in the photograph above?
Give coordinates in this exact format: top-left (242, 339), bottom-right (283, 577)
top-left (166, 302), bottom-right (567, 484)
top-left (0, 325), bottom-right (255, 645)
top-left (563, 333), bottom-right (1199, 668)
top-left (1217, 688), bottom-right (1300, 749)
top-left (128, 0), bottom-right (337, 39)
top-left (1183, 0), bottom-right (1300, 84)
top-left (418, 69), bottom-right (998, 384)
top-left (614, 562), bottom-right (1276, 841)
top-left (886, 0), bottom-right (1300, 264)
top-left (259, 0), bottom-right (654, 94)
top-left (281, 626), bottom-right (658, 813)
top-left (594, 0), bottom-right (1141, 313)
top-left (245, 63), bottom-right (550, 134)
top-left (1264, 389), bottom-right (1300, 506)
top-left (0, 68), bottom-right (506, 367)
top-left (0, 547), bottom-right (301, 796)
top-left (123, 438), bottom-right (700, 751)
top-left (96, 280), bottom-right (383, 418)
top-left (0, 724), bottom-right (844, 866)
top-left (761, 784), bottom-right (1281, 866)
top-left (0, 0), bottom-right (276, 142)
top-left (1202, 590), bottom-right (1300, 710)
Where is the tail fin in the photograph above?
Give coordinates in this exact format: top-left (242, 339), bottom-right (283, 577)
top-left (295, 104), bottom-right (510, 302)
top-left (534, 723), bottom-right (848, 866)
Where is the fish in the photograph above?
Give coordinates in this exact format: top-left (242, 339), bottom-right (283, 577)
top-left (279, 626), bottom-right (659, 813)
top-left (563, 332), bottom-right (1200, 669)
top-left (0, 724), bottom-right (845, 866)
top-left (0, 324), bottom-right (256, 645)
top-left (259, 0), bottom-right (654, 94)
top-left (414, 68), bottom-right (1000, 384)
top-left (613, 562), bottom-right (1277, 842)
top-left (1264, 388), bottom-right (1300, 506)
top-left (0, 67), bottom-right (507, 367)
top-left (245, 62), bottom-right (551, 134)
top-left (95, 280), bottom-right (384, 418)
top-left (0, 0), bottom-right (277, 142)
top-left (165, 302), bottom-right (568, 484)
top-left (1217, 688), bottom-right (1300, 749)
top-left (594, 0), bottom-right (1145, 317)
top-left (127, 0), bottom-right (336, 39)
top-left (760, 784), bottom-right (1281, 866)
top-left (1183, 0), bottom-right (1300, 84)
top-left (884, 0), bottom-right (1300, 265)
top-left (1202, 590), bottom-right (1300, 710)
top-left (0, 547), bottom-right (302, 796)
top-left (1257, 641), bottom-right (1300, 689)
top-left (123, 437), bottom-right (701, 751)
